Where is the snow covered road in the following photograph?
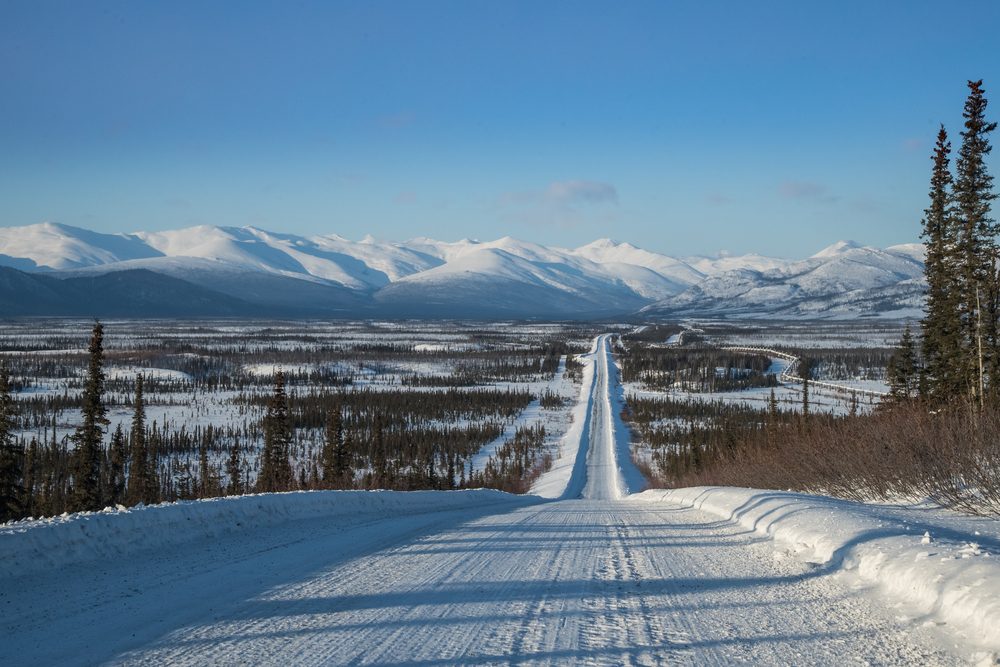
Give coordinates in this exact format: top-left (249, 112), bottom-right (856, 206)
top-left (102, 502), bottom-right (957, 666)
top-left (0, 335), bottom-right (977, 665)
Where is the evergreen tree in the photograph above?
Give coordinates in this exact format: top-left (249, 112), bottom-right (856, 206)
top-left (126, 374), bottom-right (157, 505)
top-left (952, 80), bottom-right (997, 402)
top-left (258, 371), bottom-right (293, 492)
top-left (0, 365), bottom-right (24, 522)
top-left (226, 438), bottom-right (243, 496)
top-left (22, 437), bottom-right (39, 517)
top-left (321, 403), bottom-right (342, 487)
top-left (920, 126), bottom-right (964, 400)
top-left (368, 412), bottom-right (390, 488)
top-left (69, 322), bottom-right (109, 513)
top-left (198, 440), bottom-right (220, 497)
top-left (106, 423), bottom-right (127, 506)
top-left (321, 403), bottom-right (351, 487)
top-left (887, 325), bottom-right (919, 401)
top-left (799, 358), bottom-right (810, 423)
top-left (340, 430), bottom-right (355, 489)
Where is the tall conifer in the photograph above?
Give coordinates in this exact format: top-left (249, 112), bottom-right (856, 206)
top-left (920, 127), bottom-right (963, 400)
top-left (106, 423), bottom-right (127, 506)
top-left (887, 325), bottom-right (919, 401)
top-left (126, 374), bottom-right (157, 505)
top-left (69, 322), bottom-right (109, 513)
top-left (0, 365), bottom-right (24, 522)
top-left (952, 80), bottom-right (997, 402)
top-left (258, 371), bottom-right (293, 492)
top-left (226, 438), bottom-right (243, 496)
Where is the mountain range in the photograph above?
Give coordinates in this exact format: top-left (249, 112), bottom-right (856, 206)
top-left (0, 222), bottom-right (926, 319)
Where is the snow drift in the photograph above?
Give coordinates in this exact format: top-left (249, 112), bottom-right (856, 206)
top-left (632, 486), bottom-right (1000, 653)
top-left (0, 489), bottom-right (540, 581)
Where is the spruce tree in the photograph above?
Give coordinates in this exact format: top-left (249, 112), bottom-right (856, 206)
top-left (799, 358), bottom-right (810, 423)
top-left (321, 403), bottom-right (351, 488)
top-left (126, 374), bottom-right (157, 505)
top-left (953, 80), bottom-right (997, 402)
top-left (340, 430), bottom-right (355, 489)
top-left (198, 440), bottom-right (220, 497)
top-left (920, 126), bottom-right (964, 400)
top-left (320, 404), bottom-right (341, 487)
top-left (226, 438), bottom-right (243, 496)
top-left (0, 365), bottom-right (24, 522)
top-left (69, 322), bottom-right (109, 513)
top-left (22, 437), bottom-right (38, 518)
top-left (258, 371), bottom-right (293, 492)
top-left (371, 413), bottom-right (387, 488)
top-left (106, 423), bottom-right (127, 506)
top-left (887, 325), bottom-right (919, 401)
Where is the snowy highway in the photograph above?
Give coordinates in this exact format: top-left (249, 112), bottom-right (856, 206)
top-left (1, 335), bottom-right (968, 665)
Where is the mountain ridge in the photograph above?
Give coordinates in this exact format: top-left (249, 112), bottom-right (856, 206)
top-left (0, 222), bottom-right (925, 319)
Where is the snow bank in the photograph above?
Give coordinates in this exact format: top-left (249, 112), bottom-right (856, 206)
top-left (0, 489), bottom-right (539, 580)
top-left (531, 341), bottom-right (598, 499)
top-left (633, 487), bottom-right (1000, 652)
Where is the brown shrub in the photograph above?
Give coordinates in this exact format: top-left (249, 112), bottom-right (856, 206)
top-left (670, 401), bottom-right (1000, 517)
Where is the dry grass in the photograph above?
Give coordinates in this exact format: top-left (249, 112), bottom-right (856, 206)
top-left (671, 402), bottom-right (1000, 517)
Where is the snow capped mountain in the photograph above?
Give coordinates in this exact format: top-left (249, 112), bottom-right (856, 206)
top-left (810, 239), bottom-right (864, 258)
top-left (570, 238), bottom-right (705, 288)
top-left (0, 222), bottom-right (925, 318)
top-left (0, 222), bottom-right (162, 270)
top-left (642, 241), bottom-right (925, 319)
top-left (682, 252), bottom-right (791, 276)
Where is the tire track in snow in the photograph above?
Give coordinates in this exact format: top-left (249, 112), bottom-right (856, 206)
top-left (4, 334), bottom-right (968, 666)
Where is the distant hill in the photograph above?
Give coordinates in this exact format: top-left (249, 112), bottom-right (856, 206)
top-left (0, 222), bottom-right (925, 319)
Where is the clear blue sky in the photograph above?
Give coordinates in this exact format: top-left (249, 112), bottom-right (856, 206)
top-left (1, 1), bottom-right (998, 257)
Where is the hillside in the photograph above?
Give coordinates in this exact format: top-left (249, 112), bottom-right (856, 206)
top-left (0, 223), bottom-right (925, 318)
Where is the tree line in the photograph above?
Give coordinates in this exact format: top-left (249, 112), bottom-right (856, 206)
top-left (0, 321), bottom-right (557, 523)
top-left (889, 80), bottom-right (997, 405)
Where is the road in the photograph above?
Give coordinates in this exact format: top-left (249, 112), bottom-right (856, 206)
top-left (2, 335), bottom-right (960, 665)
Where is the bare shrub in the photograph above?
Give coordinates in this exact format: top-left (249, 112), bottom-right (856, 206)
top-left (672, 401), bottom-right (1000, 517)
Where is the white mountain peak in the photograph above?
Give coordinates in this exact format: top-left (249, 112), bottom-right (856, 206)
top-left (812, 240), bottom-right (863, 258)
top-left (0, 221), bottom-right (925, 319)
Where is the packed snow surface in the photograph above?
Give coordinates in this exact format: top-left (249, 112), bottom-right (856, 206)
top-left (2, 335), bottom-right (996, 665)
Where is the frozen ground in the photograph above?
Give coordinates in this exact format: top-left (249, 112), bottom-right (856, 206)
top-left (470, 356), bottom-right (574, 473)
top-left (2, 334), bottom-right (997, 665)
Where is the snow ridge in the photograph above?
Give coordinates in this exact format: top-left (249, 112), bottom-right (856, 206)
top-left (0, 489), bottom-right (539, 580)
top-left (0, 222), bottom-right (925, 317)
top-left (633, 486), bottom-right (1000, 653)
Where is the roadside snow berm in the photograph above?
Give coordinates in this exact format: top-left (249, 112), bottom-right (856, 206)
top-left (632, 486), bottom-right (1000, 653)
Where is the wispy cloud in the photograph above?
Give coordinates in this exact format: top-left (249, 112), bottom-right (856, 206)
top-left (544, 180), bottom-right (618, 205)
top-left (901, 137), bottom-right (923, 153)
top-left (778, 180), bottom-right (838, 203)
top-left (498, 179), bottom-right (619, 228)
top-left (705, 192), bottom-right (733, 205)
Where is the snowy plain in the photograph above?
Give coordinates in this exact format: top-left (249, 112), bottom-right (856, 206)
top-left (3, 333), bottom-right (999, 664)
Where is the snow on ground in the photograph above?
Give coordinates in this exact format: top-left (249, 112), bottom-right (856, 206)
top-left (2, 333), bottom-right (997, 664)
top-left (0, 489), bottom-right (536, 581)
top-left (632, 487), bottom-right (1000, 656)
top-left (471, 356), bottom-right (572, 472)
top-left (105, 366), bottom-right (192, 382)
top-left (530, 337), bottom-right (600, 499)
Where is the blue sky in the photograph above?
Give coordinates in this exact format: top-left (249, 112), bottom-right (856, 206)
top-left (1, 1), bottom-right (998, 257)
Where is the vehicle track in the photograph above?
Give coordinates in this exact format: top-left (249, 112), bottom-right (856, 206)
top-left (3, 335), bottom-right (962, 666)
